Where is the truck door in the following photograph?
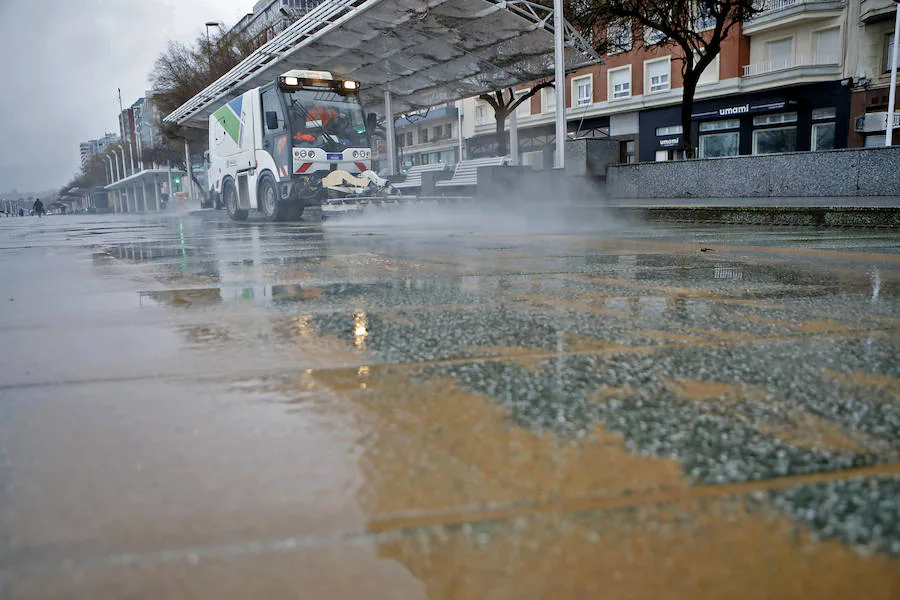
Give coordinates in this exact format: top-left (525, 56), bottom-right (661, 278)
top-left (260, 86), bottom-right (291, 181)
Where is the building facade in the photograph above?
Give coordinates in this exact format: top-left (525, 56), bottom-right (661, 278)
top-left (393, 104), bottom-right (463, 168)
top-left (79, 133), bottom-right (120, 167)
top-left (233, 0), bottom-right (325, 47)
top-left (847, 0), bottom-right (900, 146)
top-left (453, 0), bottom-right (898, 166)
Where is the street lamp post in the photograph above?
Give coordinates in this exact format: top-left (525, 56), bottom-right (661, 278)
top-left (116, 146), bottom-right (127, 179)
top-left (885, 0), bottom-right (900, 147)
top-left (552, 0), bottom-right (566, 168)
top-left (205, 21), bottom-right (219, 72)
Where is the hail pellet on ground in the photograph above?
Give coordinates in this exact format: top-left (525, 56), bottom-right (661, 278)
top-left (208, 69), bottom-right (373, 221)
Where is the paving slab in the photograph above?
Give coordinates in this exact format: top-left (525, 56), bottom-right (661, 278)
top-left (1, 212), bottom-right (898, 598)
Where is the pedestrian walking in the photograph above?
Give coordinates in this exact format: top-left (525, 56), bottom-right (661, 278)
top-left (32, 199), bottom-right (44, 218)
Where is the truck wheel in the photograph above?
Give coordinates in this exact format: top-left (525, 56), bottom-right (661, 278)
top-left (258, 174), bottom-right (291, 222)
top-left (223, 179), bottom-right (247, 221)
top-left (286, 203), bottom-right (306, 220)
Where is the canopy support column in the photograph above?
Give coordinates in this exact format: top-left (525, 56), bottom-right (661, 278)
top-left (509, 106), bottom-right (519, 165)
top-left (154, 174), bottom-right (161, 211)
top-left (167, 163), bottom-right (174, 207)
top-left (184, 141), bottom-right (194, 204)
top-left (384, 91), bottom-right (396, 176)
top-left (553, 0), bottom-right (566, 169)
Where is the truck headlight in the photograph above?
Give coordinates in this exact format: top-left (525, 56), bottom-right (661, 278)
top-left (343, 80), bottom-right (358, 90)
top-left (284, 76), bottom-right (300, 86)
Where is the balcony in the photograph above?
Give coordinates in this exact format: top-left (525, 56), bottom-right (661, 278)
top-left (860, 0), bottom-right (898, 24)
top-left (742, 52), bottom-right (840, 77)
top-left (743, 0), bottom-right (844, 34)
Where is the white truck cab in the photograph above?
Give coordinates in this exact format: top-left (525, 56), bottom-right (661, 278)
top-left (208, 69), bottom-right (373, 221)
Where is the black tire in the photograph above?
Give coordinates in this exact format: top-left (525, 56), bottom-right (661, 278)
top-left (223, 178), bottom-right (247, 221)
top-left (286, 202), bottom-right (306, 221)
top-left (258, 173), bottom-right (293, 222)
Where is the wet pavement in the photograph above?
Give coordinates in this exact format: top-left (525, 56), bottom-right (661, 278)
top-left (1, 210), bottom-right (899, 598)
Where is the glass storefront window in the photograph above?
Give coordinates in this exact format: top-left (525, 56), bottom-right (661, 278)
top-left (811, 122), bottom-right (835, 151)
top-left (753, 127), bottom-right (797, 154)
top-left (699, 132), bottom-right (740, 158)
top-left (752, 112), bottom-right (797, 126)
top-left (812, 107), bottom-right (836, 121)
top-left (699, 119), bottom-right (740, 132)
top-left (655, 125), bottom-right (683, 136)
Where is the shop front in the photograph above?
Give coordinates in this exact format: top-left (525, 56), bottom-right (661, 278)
top-left (467, 116), bottom-right (611, 169)
top-left (638, 81), bottom-right (851, 162)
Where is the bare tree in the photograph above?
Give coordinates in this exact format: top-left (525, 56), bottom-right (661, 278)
top-left (149, 28), bottom-right (258, 151)
top-left (64, 154), bottom-right (109, 192)
top-left (479, 82), bottom-right (553, 156)
top-left (565, 0), bottom-right (758, 157)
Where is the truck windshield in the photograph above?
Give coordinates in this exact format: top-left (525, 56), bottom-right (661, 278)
top-left (284, 90), bottom-right (368, 152)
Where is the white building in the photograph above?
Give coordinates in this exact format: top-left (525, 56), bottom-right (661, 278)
top-left (79, 133), bottom-right (120, 167)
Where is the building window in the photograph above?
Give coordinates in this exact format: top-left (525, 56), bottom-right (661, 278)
top-left (698, 119), bottom-right (740, 158)
top-left (645, 58), bottom-right (670, 94)
top-left (607, 20), bottom-right (632, 54)
top-left (645, 27), bottom-right (666, 45)
top-left (884, 33), bottom-right (898, 73)
top-left (753, 112), bottom-right (798, 127)
top-left (695, 52), bottom-right (720, 86)
top-left (476, 104), bottom-right (489, 125)
top-left (620, 140), bottom-right (636, 163)
top-left (420, 128), bottom-right (429, 143)
top-left (699, 132), bottom-right (740, 158)
top-left (655, 150), bottom-right (669, 162)
top-left (572, 75), bottom-right (593, 106)
top-left (811, 122), bottom-right (835, 151)
top-left (753, 127), bottom-right (797, 155)
top-left (812, 107), bottom-right (836, 121)
top-left (655, 125), bottom-right (683, 136)
top-left (608, 66), bottom-right (631, 100)
top-left (815, 28), bottom-right (840, 63)
top-left (700, 119), bottom-right (740, 132)
top-left (516, 91), bottom-right (531, 117)
top-left (694, 4), bottom-right (716, 31)
top-left (766, 37), bottom-right (794, 71)
top-left (406, 132), bottom-right (413, 145)
top-left (542, 86), bottom-right (556, 113)
top-left (752, 112), bottom-right (797, 154)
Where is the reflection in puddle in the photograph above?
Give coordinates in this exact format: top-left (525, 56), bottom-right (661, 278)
top-left (354, 311), bottom-right (369, 349)
top-left (139, 288), bottom-right (222, 307)
top-left (714, 264), bottom-right (744, 281)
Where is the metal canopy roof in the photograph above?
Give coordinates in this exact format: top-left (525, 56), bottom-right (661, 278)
top-left (164, 0), bottom-right (598, 128)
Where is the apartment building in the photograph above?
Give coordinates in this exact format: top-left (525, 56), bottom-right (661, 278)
top-left (847, 0), bottom-right (900, 146)
top-left (462, 1), bottom-right (857, 165)
top-left (394, 104), bottom-right (463, 168)
top-left (233, 0), bottom-right (325, 47)
top-left (379, 1), bottom-right (897, 169)
top-left (79, 133), bottom-right (120, 167)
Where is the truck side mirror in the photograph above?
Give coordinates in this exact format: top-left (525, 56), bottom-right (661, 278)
top-left (366, 112), bottom-right (378, 132)
top-left (265, 111), bottom-right (279, 130)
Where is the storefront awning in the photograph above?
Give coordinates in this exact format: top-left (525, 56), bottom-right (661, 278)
top-left (164, 0), bottom-right (598, 128)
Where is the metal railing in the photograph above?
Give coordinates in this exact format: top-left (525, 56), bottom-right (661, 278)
top-left (755, 0), bottom-right (802, 13)
top-left (742, 52), bottom-right (839, 76)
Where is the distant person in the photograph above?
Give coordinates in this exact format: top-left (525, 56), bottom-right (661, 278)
top-left (32, 199), bottom-right (44, 218)
top-left (18, 208), bottom-right (24, 217)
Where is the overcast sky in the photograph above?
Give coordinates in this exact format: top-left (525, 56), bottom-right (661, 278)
top-left (0, 0), bottom-right (252, 194)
